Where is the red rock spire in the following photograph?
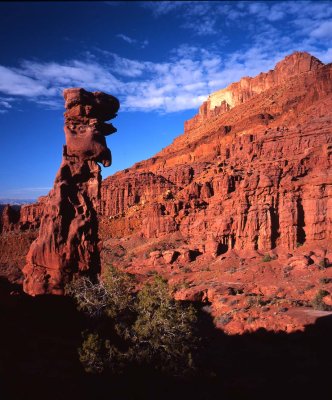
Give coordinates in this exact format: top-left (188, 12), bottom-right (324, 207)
top-left (23, 88), bottom-right (119, 295)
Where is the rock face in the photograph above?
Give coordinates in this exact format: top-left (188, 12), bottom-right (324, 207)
top-left (22, 88), bottom-right (119, 295)
top-left (2, 51), bottom-right (332, 332)
top-left (100, 51), bottom-right (332, 254)
top-left (0, 205), bottom-right (20, 233)
top-left (185, 52), bottom-right (323, 131)
top-left (96, 51), bottom-right (332, 334)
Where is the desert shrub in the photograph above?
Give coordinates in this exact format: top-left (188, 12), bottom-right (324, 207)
top-left (102, 265), bottom-right (135, 318)
top-left (246, 294), bottom-right (268, 307)
top-left (177, 280), bottom-right (191, 289)
top-left (133, 276), bottom-right (198, 375)
top-left (146, 270), bottom-right (159, 277)
top-left (227, 287), bottom-right (243, 295)
top-left (216, 314), bottom-right (233, 325)
top-left (65, 276), bottom-right (111, 318)
top-left (304, 284), bottom-right (315, 291)
top-left (320, 277), bottom-right (332, 285)
top-left (79, 332), bottom-right (105, 374)
top-left (319, 258), bottom-right (330, 270)
top-left (262, 254), bottom-right (273, 262)
top-left (311, 289), bottom-right (332, 311)
top-left (65, 266), bottom-right (135, 319)
top-left (67, 268), bottom-right (199, 377)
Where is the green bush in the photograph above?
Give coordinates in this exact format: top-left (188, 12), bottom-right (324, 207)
top-left (320, 277), bottom-right (332, 285)
top-left (262, 254), bottom-right (273, 262)
top-left (133, 276), bottom-right (198, 374)
top-left (65, 266), bottom-right (135, 319)
top-left (319, 258), bottom-right (330, 270)
top-left (78, 332), bottom-right (104, 374)
top-left (65, 276), bottom-right (110, 317)
top-left (67, 268), bottom-right (199, 376)
top-left (311, 289), bottom-right (332, 311)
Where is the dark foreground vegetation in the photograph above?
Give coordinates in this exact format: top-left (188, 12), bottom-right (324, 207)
top-left (66, 267), bottom-right (199, 377)
top-left (1, 274), bottom-right (332, 400)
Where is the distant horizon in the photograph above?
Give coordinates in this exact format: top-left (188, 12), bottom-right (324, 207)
top-left (0, 198), bottom-right (37, 203)
top-left (1, 1), bottom-right (332, 199)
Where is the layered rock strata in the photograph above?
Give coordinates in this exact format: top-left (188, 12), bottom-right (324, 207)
top-left (100, 52), bottom-right (332, 255)
top-left (23, 88), bottom-right (119, 295)
top-left (96, 51), bottom-right (332, 334)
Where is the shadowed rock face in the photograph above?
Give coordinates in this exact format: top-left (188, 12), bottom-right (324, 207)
top-left (23, 88), bottom-right (119, 295)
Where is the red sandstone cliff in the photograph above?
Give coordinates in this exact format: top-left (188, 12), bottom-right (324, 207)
top-left (100, 52), bottom-right (332, 253)
top-left (8, 52), bottom-right (331, 255)
top-left (95, 51), bottom-right (332, 333)
top-left (2, 52), bottom-right (332, 332)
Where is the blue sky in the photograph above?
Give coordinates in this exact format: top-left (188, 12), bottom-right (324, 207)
top-left (0, 1), bottom-right (332, 199)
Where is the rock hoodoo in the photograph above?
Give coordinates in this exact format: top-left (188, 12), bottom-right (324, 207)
top-left (23, 88), bottom-right (119, 295)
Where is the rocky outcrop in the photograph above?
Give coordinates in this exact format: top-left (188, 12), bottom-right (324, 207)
top-left (1, 51), bottom-right (332, 333)
top-left (23, 88), bottom-right (119, 295)
top-left (0, 205), bottom-right (20, 233)
top-left (99, 52), bottom-right (332, 256)
top-left (185, 52), bottom-right (323, 131)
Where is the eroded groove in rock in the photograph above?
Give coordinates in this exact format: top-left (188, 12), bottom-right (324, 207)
top-left (23, 88), bottom-right (119, 295)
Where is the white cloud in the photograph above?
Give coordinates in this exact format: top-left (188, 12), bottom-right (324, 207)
top-left (111, 54), bottom-right (149, 77)
top-left (21, 60), bottom-right (121, 90)
top-left (0, 41), bottom-right (328, 114)
top-left (311, 20), bottom-right (332, 39)
top-left (311, 47), bottom-right (332, 64)
top-left (0, 98), bottom-right (12, 113)
top-left (143, 1), bottom-right (220, 36)
top-left (142, 0), bottom-right (332, 44)
top-left (0, 96), bottom-right (16, 113)
top-left (0, 51), bottom-right (215, 113)
top-left (1, 1), bottom-right (332, 116)
top-left (0, 65), bottom-right (51, 97)
top-left (116, 33), bottom-right (149, 48)
top-left (142, 1), bottom-right (185, 17)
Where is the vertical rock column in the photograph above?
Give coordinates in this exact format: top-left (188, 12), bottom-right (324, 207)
top-left (23, 88), bottom-right (119, 295)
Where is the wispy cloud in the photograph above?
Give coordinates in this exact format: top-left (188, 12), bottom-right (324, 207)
top-left (311, 21), bottom-right (332, 40)
top-left (142, 0), bottom-right (332, 41)
top-left (0, 97), bottom-right (13, 113)
top-left (143, 1), bottom-right (220, 36)
top-left (0, 47), bottom-right (286, 113)
top-left (141, 1), bottom-right (186, 17)
top-left (0, 1), bottom-right (331, 114)
top-left (0, 65), bottom-right (52, 97)
top-left (116, 33), bottom-right (149, 48)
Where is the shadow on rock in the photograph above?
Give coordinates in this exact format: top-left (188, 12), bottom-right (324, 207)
top-left (0, 277), bottom-right (332, 400)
